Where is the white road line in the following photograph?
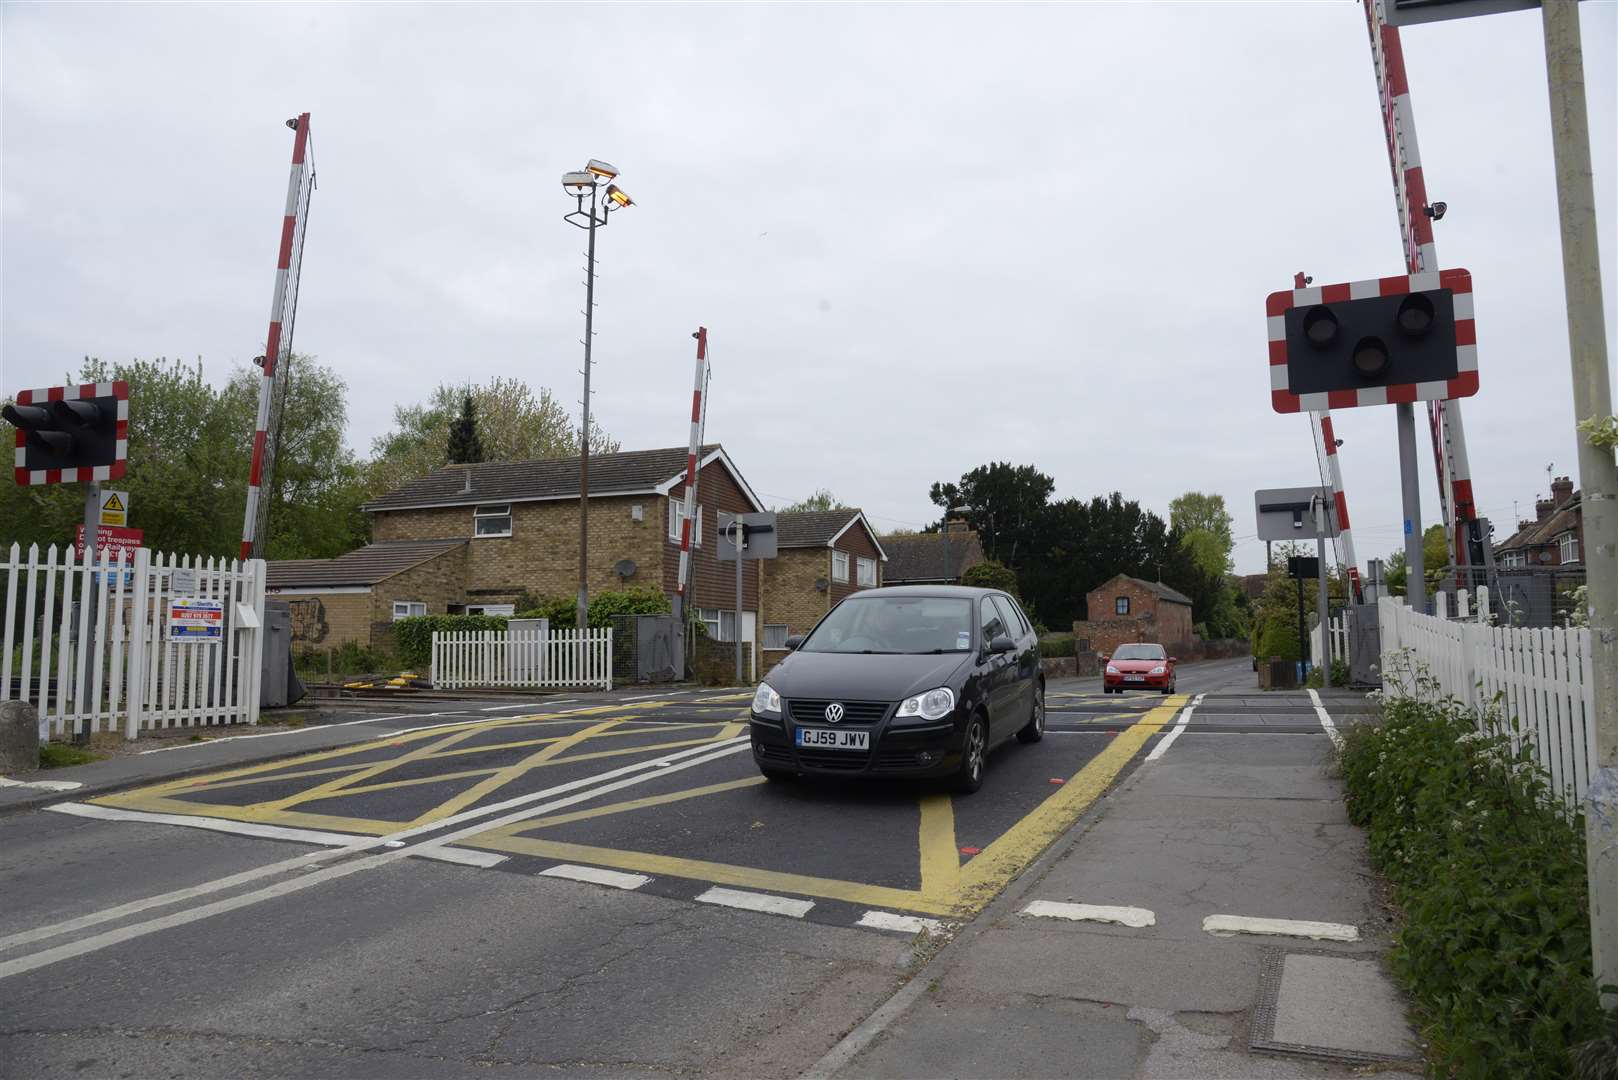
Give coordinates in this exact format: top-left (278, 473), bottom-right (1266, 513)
top-left (5, 736), bottom-right (748, 960)
top-left (538, 864), bottom-right (651, 890)
top-left (1144, 693), bottom-right (1203, 762)
top-left (695, 886), bottom-right (814, 918)
top-left (415, 847), bottom-right (509, 868)
top-left (479, 702), bottom-right (547, 712)
top-left (1306, 689), bottom-right (1345, 750)
top-left (856, 911), bottom-right (945, 935)
top-left (0, 777), bottom-right (82, 792)
top-left (0, 740), bottom-right (750, 980)
top-left (1022, 900), bottom-right (1156, 928)
top-left (1202, 914), bottom-right (1359, 942)
top-left (620, 690), bottom-right (692, 701)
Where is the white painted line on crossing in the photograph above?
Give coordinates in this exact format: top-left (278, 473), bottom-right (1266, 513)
top-left (0, 776), bottom-right (82, 792)
top-left (1144, 693), bottom-right (1203, 762)
top-left (539, 864), bottom-right (651, 890)
top-left (620, 690), bottom-right (692, 701)
top-left (480, 702), bottom-right (547, 712)
top-left (695, 886), bottom-right (814, 918)
top-left (857, 911), bottom-right (945, 935)
top-left (1202, 914), bottom-right (1359, 941)
top-left (46, 802), bottom-right (370, 847)
top-left (4, 737), bottom-right (749, 963)
top-left (414, 846), bottom-right (509, 868)
top-left (1022, 900), bottom-right (1156, 928)
top-left (1306, 689), bottom-right (1345, 750)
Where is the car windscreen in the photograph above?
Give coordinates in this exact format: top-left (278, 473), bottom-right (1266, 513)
top-left (1112, 644), bottom-right (1166, 661)
top-left (800, 596), bottom-right (975, 654)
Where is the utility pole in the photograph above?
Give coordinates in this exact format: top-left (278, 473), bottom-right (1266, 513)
top-left (1316, 494), bottom-right (1332, 688)
top-left (78, 482), bottom-right (100, 746)
top-left (577, 178), bottom-right (599, 634)
top-left (1542, 0), bottom-right (1616, 1009)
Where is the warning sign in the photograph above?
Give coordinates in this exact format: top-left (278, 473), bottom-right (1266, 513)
top-left (169, 598), bottom-right (224, 643)
top-left (99, 490), bottom-right (130, 527)
top-left (75, 524), bottom-right (144, 559)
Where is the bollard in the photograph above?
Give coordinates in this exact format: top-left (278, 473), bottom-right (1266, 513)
top-left (0, 699), bottom-right (41, 775)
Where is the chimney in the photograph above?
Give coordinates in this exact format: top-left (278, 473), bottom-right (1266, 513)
top-left (1536, 497), bottom-right (1555, 521)
top-left (1519, 520), bottom-right (1536, 535)
top-left (461, 467), bottom-right (473, 496)
top-left (1551, 475), bottom-right (1573, 504)
top-left (946, 517), bottom-right (970, 536)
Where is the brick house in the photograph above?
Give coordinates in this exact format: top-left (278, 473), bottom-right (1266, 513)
top-left (267, 539), bottom-right (468, 652)
top-left (1071, 574), bottom-right (1195, 657)
top-left (270, 445), bottom-right (772, 663)
top-left (878, 524), bottom-right (986, 585)
top-left (1494, 475), bottom-right (1583, 569)
top-left (759, 509), bottom-right (887, 666)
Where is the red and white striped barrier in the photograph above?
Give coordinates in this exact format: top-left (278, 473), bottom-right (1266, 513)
top-left (240, 113), bottom-right (313, 562)
top-left (674, 327), bottom-right (709, 613)
top-left (1318, 412), bottom-right (1364, 603)
top-left (1364, 0), bottom-right (1479, 564)
top-left (11, 382), bottom-right (129, 485)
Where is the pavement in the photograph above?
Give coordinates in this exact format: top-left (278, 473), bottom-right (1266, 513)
top-left (0, 660), bottom-right (1423, 1078)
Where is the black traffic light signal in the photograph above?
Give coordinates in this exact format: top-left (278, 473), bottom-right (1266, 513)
top-left (1267, 269), bottom-right (1477, 413)
top-left (4, 381), bottom-right (128, 484)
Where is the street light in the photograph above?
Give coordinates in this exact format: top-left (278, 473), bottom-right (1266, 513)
top-left (561, 159), bottom-right (634, 631)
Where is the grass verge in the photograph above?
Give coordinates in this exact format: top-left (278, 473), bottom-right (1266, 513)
top-left (39, 742), bottom-right (101, 768)
top-left (1340, 681), bottom-right (1615, 1079)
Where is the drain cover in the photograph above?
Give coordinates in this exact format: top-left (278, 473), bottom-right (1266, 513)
top-left (1250, 948), bottom-right (1421, 1066)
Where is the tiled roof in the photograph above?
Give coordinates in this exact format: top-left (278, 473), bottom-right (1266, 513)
top-left (1122, 575), bottom-right (1194, 607)
top-left (1496, 491), bottom-right (1581, 554)
top-left (266, 539), bottom-right (466, 589)
top-left (362, 445), bottom-right (757, 513)
top-left (879, 532), bottom-right (985, 583)
top-left (776, 510), bottom-right (863, 547)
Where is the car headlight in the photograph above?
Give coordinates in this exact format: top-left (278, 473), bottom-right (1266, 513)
top-left (896, 687), bottom-right (955, 721)
top-left (1150, 665), bottom-right (1166, 675)
top-left (752, 682), bottom-right (781, 716)
top-left (1106, 664), bottom-right (1120, 675)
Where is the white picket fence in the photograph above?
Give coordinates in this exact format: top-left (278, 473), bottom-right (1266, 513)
top-left (431, 628), bottom-right (613, 690)
top-left (2, 543), bottom-right (267, 741)
top-left (1379, 595), bottom-right (1598, 808)
top-left (1311, 614), bottom-right (1349, 666)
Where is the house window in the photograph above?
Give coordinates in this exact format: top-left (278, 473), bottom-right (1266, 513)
top-left (857, 556), bottom-right (877, 588)
top-left (763, 624), bottom-right (789, 650)
top-left (669, 501), bottom-right (703, 546)
top-left (474, 504), bottom-right (512, 537)
top-left (392, 601), bottom-right (426, 620)
top-left (1560, 533), bottom-right (1580, 564)
top-left (1115, 596), bottom-right (1130, 616)
top-left (696, 608), bottom-right (736, 641)
top-left (466, 604), bottom-right (515, 617)
top-left (832, 551), bottom-right (850, 583)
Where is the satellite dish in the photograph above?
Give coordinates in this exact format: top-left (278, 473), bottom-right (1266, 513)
top-left (814, 577), bottom-right (829, 593)
top-left (614, 559), bottom-right (638, 578)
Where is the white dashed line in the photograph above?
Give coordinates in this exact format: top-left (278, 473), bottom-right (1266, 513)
top-left (538, 864), bottom-right (651, 890)
top-left (695, 886), bottom-right (814, 918)
top-left (1306, 689), bottom-right (1345, 749)
top-left (857, 911), bottom-right (946, 935)
top-left (1202, 914), bottom-right (1359, 941)
top-left (1144, 693), bottom-right (1203, 762)
top-left (1022, 900), bottom-right (1156, 928)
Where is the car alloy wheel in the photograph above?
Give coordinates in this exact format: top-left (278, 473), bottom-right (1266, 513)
top-left (954, 716), bottom-right (987, 793)
top-left (1018, 684), bottom-right (1045, 744)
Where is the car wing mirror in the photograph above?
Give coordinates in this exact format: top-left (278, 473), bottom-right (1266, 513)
top-left (784, 635), bottom-right (803, 651)
top-left (990, 635), bottom-right (1017, 655)
top-left (1169, 656), bottom-right (1178, 664)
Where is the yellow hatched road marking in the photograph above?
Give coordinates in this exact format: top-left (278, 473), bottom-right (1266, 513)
top-left (404, 719), bottom-right (622, 827)
top-left (918, 793), bottom-right (959, 903)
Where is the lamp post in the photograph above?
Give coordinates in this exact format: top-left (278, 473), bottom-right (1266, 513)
top-left (561, 160), bottom-right (633, 631)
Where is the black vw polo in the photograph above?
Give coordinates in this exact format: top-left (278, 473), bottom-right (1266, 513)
top-left (748, 585), bottom-right (1045, 794)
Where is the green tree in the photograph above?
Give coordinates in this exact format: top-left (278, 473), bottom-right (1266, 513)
top-left (929, 462), bottom-right (1055, 571)
top-left (368, 376), bottom-right (618, 498)
top-left (961, 560), bottom-right (1018, 597)
top-left (1383, 525), bottom-right (1451, 594)
top-left (446, 393), bottom-right (484, 465)
top-left (780, 488), bottom-right (847, 514)
top-left (1170, 491), bottom-right (1235, 577)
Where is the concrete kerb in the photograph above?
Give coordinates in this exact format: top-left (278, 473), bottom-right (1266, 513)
top-left (801, 719), bottom-right (1161, 1079)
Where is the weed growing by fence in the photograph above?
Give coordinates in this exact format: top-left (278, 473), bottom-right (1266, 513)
top-left (1340, 668), bottom-right (1614, 1078)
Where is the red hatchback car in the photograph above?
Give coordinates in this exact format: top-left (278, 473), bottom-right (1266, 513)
top-left (1103, 642), bottom-right (1177, 694)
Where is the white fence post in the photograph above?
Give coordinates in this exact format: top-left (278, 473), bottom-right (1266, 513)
top-left (124, 547), bottom-right (151, 739)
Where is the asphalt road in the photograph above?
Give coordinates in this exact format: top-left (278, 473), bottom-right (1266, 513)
top-left (0, 658), bottom-right (1256, 1078)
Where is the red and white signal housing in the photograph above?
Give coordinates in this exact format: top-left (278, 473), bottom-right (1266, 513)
top-left (1267, 268), bottom-right (1476, 414)
top-left (10, 381), bottom-right (129, 485)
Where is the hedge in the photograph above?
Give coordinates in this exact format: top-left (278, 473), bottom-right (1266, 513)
top-left (961, 560), bottom-right (1018, 597)
top-left (1038, 634), bottom-right (1075, 660)
top-left (392, 614), bottom-right (509, 669)
top-left (1340, 672), bottom-right (1615, 1079)
top-left (517, 585), bottom-right (671, 631)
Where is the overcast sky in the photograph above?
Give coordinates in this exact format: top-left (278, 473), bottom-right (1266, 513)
top-left (3, 2), bottom-right (1614, 576)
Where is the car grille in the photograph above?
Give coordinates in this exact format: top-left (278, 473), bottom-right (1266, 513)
top-left (787, 699), bottom-right (890, 725)
top-left (754, 742), bottom-right (794, 764)
top-left (876, 749), bottom-right (928, 769)
top-left (794, 749), bottom-right (869, 771)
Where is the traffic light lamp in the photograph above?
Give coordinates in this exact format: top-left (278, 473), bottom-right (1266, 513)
top-left (3, 381), bottom-right (129, 484)
top-left (1266, 269), bottom-right (1477, 413)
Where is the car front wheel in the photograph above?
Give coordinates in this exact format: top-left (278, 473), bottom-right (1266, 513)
top-left (952, 715), bottom-right (988, 794)
top-left (1017, 683), bottom-right (1045, 744)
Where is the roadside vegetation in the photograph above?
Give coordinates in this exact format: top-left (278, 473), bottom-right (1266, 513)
top-left (39, 742), bottom-right (100, 768)
top-left (1339, 660), bottom-right (1616, 1079)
